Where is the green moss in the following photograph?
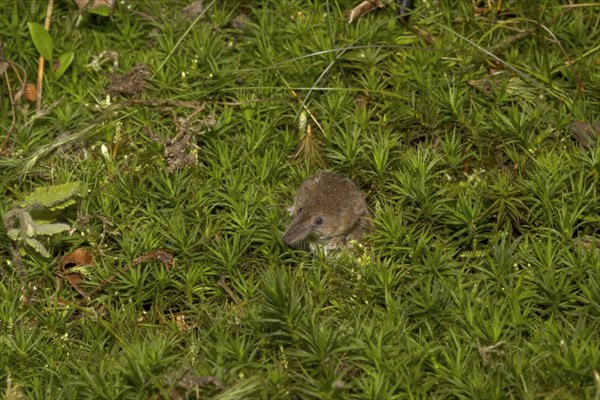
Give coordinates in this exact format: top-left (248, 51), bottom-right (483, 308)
top-left (1, 0), bottom-right (599, 398)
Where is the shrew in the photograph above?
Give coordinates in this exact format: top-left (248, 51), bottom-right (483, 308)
top-left (283, 171), bottom-right (373, 252)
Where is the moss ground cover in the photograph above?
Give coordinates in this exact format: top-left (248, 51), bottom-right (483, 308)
top-left (1, 0), bottom-right (599, 398)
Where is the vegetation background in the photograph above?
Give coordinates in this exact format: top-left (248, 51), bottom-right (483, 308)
top-left (1, 0), bottom-right (600, 398)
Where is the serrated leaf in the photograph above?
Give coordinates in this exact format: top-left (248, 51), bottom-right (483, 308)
top-left (50, 199), bottom-right (77, 211)
top-left (7, 229), bottom-right (21, 240)
top-left (25, 237), bottom-right (51, 258)
top-left (53, 51), bottom-right (74, 79)
top-left (34, 222), bottom-right (71, 236)
top-left (26, 222), bottom-right (36, 237)
top-left (23, 182), bottom-right (81, 208)
top-left (28, 22), bottom-right (54, 61)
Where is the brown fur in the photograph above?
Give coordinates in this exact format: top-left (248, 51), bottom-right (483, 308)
top-left (283, 171), bottom-right (373, 251)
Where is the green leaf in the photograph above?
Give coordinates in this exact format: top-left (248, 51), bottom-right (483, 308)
top-left (88, 4), bottom-right (111, 16)
top-left (7, 229), bottom-right (21, 240)
top-left (25, 222), bottom-right (36, 237)
top-left (49, 199), bottom-right (77, 211)
top-left (28, 22), bottom-right (54, 61)
top-left (53, 51), bottom-right (74, 79)
top-left (25, 237), bottom-right (50, 258)
top-left (23, 182), bottom-right (81, 208)
top-left (34, 222), bottom-right (71, 236)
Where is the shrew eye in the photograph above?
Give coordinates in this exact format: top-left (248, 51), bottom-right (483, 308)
top-left (314, 217), bottom-right (323, 225)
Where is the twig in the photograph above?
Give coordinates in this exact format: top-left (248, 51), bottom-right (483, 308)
top-left (218, 276), bottom-right (241, 305)
top-left (0, 42), bottom-right (27, 154)
top-left (277, 73), bottom-right (325, 136)
top-left (348, 0), bottom-right (384, 24)
top-left (35, 0), bottom-right (54, 115)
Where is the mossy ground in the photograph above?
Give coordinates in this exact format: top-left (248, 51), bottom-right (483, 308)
top-left (1, 0), bottom-right (600, 398)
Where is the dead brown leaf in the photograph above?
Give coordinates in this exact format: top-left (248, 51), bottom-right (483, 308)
top-left (182, 0), bottom-right (204, 20)
top-left (412, 26), bottom-right (435, 45)
top-left (569, 121), bottom-right (600, 149)
top-left (57, 248), bottom-right (95, 297)
top-left (348, 0), bottom-right (385, 24)
top-left (144, 105), bottom-right (215, 173)
top-left (166, 369), bottom-right (225, 399)
top-left (131, 249), bottom-right (176, 268)
top-left (106, 64), bottom-right (150, 97)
